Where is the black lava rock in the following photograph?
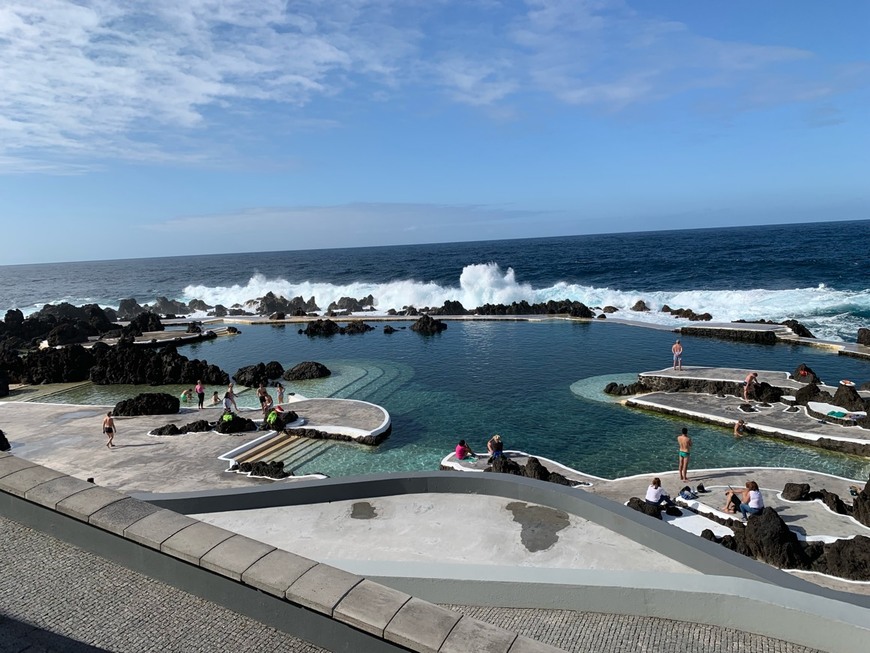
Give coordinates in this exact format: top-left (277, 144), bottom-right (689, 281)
top-left (113, 392), bottom-right (180, 416)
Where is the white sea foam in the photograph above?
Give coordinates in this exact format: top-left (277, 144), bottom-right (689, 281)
top-left (174, 263), bottom-right (870, 342)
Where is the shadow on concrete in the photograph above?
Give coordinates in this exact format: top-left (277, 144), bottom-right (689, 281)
top-left (0, 613), bottom-right (109, 652)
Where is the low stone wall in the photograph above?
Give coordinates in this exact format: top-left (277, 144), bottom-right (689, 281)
top-left (0, 453), bottom-right (560, 653)
top-left (679, 326), bottom-right (779, 344)
top-left (137, 471), bottom-right (870, 653)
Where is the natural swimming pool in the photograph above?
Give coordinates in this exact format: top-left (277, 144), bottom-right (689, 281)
top-left (38, 320), bottom-right (870, 480)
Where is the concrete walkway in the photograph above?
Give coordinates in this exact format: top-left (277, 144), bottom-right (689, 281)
top-left (0, 514), bottom-right (823, 653)
top-left (0, 399), bottom-right (385, 493)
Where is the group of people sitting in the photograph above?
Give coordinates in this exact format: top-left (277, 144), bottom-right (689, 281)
top-left (646, 477), bottom-right (764, 521)
top-left (455, 434), bottom-right (504, 463)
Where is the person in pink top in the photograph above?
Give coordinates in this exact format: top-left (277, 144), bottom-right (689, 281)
top-left (194, 380), bottom-right (205, 409)
top-left (455, 439), bottom-right (476, 460)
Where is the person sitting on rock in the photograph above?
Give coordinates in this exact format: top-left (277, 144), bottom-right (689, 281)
top-left (486, 434), bottom-right (504, 462)
top-left (455, 439), bottom-right (477, 461)
top-left (645, 477), bottom-right (677, 508)
top-left (738, 480), bottom-right (764, 521)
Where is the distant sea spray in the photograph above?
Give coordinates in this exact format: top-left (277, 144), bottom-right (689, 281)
top-left (180, 263), bottom-right (870, 342)
top-left (3, 221), bottom-right (869, 342)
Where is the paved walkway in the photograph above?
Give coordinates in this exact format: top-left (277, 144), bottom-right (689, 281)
top-left (0, 516), bottom-right (328, 653)
top-left (0, 399), bottom-right (385, 493)
top-left (0, 515), bottom-right (823, 653)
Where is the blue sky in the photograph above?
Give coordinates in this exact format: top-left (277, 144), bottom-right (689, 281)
top-left (0, 0), bottom-right (867, 264)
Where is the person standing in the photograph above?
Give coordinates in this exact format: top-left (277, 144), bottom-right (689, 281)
top-left (276, 383), bottom-right (285, 405)
top-left (671, 339), bottom-right (683, 371)
top-left (195, 380), bottom-right (205, 409)
top-left (743, 372), bottom-right (759, 401)
top-left (102, 411), bottom-right (116, 448)
top-left (677, 427), bottom-right (692, 481)
top-left (227, 382), bottom-right (239, 412)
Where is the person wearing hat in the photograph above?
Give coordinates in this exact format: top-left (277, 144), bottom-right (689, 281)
top-left (486, 434), bottom-right (504, 463)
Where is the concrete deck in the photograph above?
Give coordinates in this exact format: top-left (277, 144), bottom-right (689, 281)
top-left (0, 398), bottom-right (386, 493)
top-left (624, 367), bottom-right (870, 452)
top-left (0, 513), bottom-right (824, 653)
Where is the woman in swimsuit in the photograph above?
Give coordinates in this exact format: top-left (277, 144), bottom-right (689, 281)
top-left (102, 411), bottom-right (116, 448)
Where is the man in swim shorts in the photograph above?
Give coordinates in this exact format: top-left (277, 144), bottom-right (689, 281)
top-left (671, 339), bottom-right (683, 371)
top-left (743, 372), bottom-right (758, 401)
top-left (677, 427), bottom-right (692, 481)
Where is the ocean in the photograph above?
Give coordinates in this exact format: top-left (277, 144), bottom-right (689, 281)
top-left (2, 220), bottom-right (870, 481)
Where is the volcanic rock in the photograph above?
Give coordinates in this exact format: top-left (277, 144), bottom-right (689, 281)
top-left (430, 300), bottom-right (468, 315)
top-left (852, 478), bottom-right (870, 528)
top-left (0, 369), bottom-right (9, 397)
top-left (383, 325), bottom-right (397, 334)
top-left (116, 299), bottom-right (146, 320)
top-left (781, 319), bottom-right (815, 338)
top-left (214, 412), bottom-right (258, 434)
top-left (301, 319), bottom-right (342, 337)
top-left (793, 382), bottom-right (831, 407)
top-left (342, 321), bottom-right (375, 335)
top-left (603, 306), bottom-right (619, 313)
top-left (791, 363), bottom-right (821, 385)
top-left (17, 345), bottom-right (95, 384)
top-left (0, 429), bottom-right (9, 451)
top-left (630, 300), bottom-right (650, 312)
top-left (738, 507), bottom-right (810, 569)
top-left (627, 497), bottom-right (662, 519)
top-left (188, 299), bottom-right (212, 312)
top-left (233, 362), bottom-right (285, 387)
top-left (89, 343), bottom-right (228, 386)
top-left (832, 382), bottom-right (866, 412)
top-left (781, 483), bottom-right (810, 501)
top-left (857, 328), bottom-right (870, 347)
top-left (151, 424), bottom-right (183, 436)
top-left (410, 315), bottom-right (447, 335)
top-left (603, 381), bottom-right (646, 396)
top-left (183, 419), bottom-right (213, 433)
top-left (488, 456), bottom-right (523, 475)
top-left (210, 305), bottom-right (228, 317)
top-left (151, 297), bottom-right (189, 316)
top-left (822, 536), bottom-right (870, 581)
top-left (113, 392), bottom-right (180, 416)
top-left (123, 312), bottom-right (164, 337)
top-left (283, 361), bottom-right (331, 381)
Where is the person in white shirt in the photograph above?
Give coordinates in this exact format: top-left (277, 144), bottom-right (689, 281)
top-left (645, 477), bottom-right (676, 508)
top-left (739, 480), bottom-right (764, 520)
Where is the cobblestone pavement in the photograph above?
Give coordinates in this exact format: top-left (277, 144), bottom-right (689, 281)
top-left (1, 515), bottom-right (824, 653)
top-left (0, 517), bottom-right (328, 653)
top-left (441, 605), bottom-right (823, 653)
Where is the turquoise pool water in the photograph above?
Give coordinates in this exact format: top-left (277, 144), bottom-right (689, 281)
top-left (37, 320), bottom-right (870, 481)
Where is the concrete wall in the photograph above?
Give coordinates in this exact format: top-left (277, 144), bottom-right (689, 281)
top-left (139, 471), bottom-right (870, 653)
top-left (0, 453), bottom-right (561, 653)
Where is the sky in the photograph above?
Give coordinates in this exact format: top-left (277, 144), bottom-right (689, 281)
top-left (0, 0), bottom-right (868, 265)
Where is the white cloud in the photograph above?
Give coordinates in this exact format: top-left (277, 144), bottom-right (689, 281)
top-left (0, 0), bottom-right (861, 171)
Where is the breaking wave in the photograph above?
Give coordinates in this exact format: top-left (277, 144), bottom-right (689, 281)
top-left (179, 263), bottom-right (870, 342)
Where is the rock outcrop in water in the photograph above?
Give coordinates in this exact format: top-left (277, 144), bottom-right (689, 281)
top-left (113, 392), bottom-right (179, 416)
top-left (233, 361), bottom-right (285, 387)
top-left (410, 315), bottom-right (447, 335)
top-left (283, 361), bottom-right (331, 381)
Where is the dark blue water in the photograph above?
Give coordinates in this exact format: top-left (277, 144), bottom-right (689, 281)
top-left (2, 220), bottom-right (869, 341)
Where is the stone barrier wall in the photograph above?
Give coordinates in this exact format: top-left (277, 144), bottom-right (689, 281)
top-left (0, 452), bottom-right (561, 653)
